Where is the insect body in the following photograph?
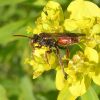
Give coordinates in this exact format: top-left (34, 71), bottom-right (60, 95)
top-left (57, 34), bottom-right (80, 46)
top-left (14, 33), bottom-right (85, 78)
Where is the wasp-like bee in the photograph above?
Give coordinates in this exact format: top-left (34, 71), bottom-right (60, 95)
top-left (14, 33), bottom-right (85, 78)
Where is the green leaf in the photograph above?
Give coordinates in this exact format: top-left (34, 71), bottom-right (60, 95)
top-left (92, 83), bottom-right (100, 95)
top-left (0, 0), bottom-right (26, 6)
top-left (0, 20), bottom-right (26, 45)
top-left (0, 79), bottom-right (20, 96)
top-left (54, 0), bottom-right (69, 5)
top-left (19, 76), bottom-right (36, 100)
top-left (33, 75), bottom-right (56, 92)
top-left (69, 44), bottom-right (82, 58)
top-left (33, 0), bottom-right (47, 6)
top-left (57, 85), bottom-right (76, 100)
top-left (80, 86), bottom-right (99, 100)
top-left (0, 84), bottom-right (8, 100)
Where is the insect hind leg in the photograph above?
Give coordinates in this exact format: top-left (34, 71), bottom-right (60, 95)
top-left (55, 46), bottom-right (68, 79)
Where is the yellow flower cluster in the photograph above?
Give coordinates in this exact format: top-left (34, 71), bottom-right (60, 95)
top-left (25, 0), bottom-right (100, 98)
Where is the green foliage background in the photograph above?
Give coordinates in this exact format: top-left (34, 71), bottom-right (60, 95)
top-left (0, 0), bottom-right (100, 100)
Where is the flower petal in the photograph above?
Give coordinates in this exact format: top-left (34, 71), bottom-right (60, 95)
top-left (84, 47), bottom-right (99, 63)
top-left (67, 0), bottom-right (100, 19)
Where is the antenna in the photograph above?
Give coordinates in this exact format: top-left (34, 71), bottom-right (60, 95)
top-left (13, 34), bottom-right (32, 39)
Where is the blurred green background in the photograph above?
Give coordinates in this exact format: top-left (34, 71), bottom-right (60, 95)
top-left (0, 0), bottom-right (100, 100)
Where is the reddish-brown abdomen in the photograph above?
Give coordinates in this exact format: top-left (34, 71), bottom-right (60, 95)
top-left (57, 37), bottom-right (72, 45)
top-left (57, 37), bottom-right (79, 46)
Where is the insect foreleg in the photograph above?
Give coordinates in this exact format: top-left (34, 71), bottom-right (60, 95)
top-left (44, 49), bottom-right (52, 66)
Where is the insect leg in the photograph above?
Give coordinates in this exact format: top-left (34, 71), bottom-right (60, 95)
top-left (66, 47), bottom-right (70, 64)
top-left (44, 49), bottom-right (52, 66)
top-left (34, 45), bottom-right (42, 48)
top-left (55, 46), bottom-right (67, 79)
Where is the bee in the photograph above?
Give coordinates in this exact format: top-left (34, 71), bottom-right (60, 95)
top-left (14, 33), bottom-right (85, 78)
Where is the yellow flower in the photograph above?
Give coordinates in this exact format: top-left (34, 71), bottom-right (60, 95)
top-left (33, 1), bottom-right (64, 33)
top-left (67, 0), bottom-right (100, 19)
top-left (25, 0), bottom-right (100, 98)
